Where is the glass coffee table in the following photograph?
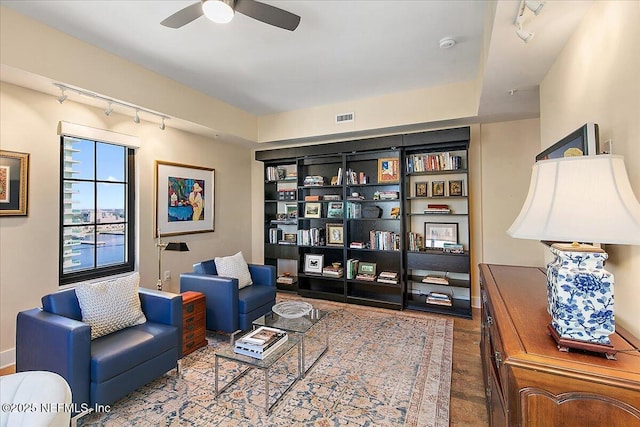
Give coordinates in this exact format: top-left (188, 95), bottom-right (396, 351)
top-left (253, 307), bottom-right (329, 378)
top-left (214, 336), bottom-right (301, 415)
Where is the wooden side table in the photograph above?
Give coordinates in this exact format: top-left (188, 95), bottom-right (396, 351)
top-left (181, 291), bottom-right (207, 357)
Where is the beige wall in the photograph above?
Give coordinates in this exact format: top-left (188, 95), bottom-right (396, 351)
top-left (479, 119), bottom-right (545, 267)
top-left (540, 0), bottom-right (640, 337)
top-left (0, 82), bottom-right (254, 367)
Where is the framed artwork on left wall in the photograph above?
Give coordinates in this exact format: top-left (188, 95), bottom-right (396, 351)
top-left (155, 161), bottom-right (215, 237)
top-left (0, 150), bottom-right (29, 216)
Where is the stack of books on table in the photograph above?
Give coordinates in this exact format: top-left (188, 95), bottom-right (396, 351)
top-left (426, 291), bottom-right (453, 307)
top-left (276, 274), bottom-right (296, 285)
top-left (377, 271), bottom-right (399, 284)
top-left (234, 326), bottom-right (288, 360)
top-left (424, 204), bottom-right (451, 214)
top-left (322, 265), bottom-right (344, 278)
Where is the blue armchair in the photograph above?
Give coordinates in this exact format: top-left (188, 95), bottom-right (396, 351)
top-left (16, 288), bottom-right (182, 412)
top-left (180, 260), bottom-right (276, 333)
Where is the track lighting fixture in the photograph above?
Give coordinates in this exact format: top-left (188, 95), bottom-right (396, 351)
top-left (525, 0), bottom-right (544, 15)
top-left (53, 83), bottom-right (169, 130)
top-left (516, 25), bottom-right (534, 43)
top-left (514, 0), bottom-right (541, 43)
top-left (57, 87), bottom-right (68, 104)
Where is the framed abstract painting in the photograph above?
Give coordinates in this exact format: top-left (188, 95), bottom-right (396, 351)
top-left (155, 161), bottom-right (214, 237)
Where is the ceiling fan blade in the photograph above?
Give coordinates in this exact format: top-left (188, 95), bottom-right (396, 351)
top-left (160, 2), bottom-right (204, 29)
top-left (235, 0), bottom-right (300, 31)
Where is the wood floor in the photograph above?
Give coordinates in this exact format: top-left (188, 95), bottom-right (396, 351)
top-left (1, 307), bottom-right (487, 426)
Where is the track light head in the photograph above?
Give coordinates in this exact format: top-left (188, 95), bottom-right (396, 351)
top-left (160, 117), bottom-right (166, 130)
top-left (104, 103), bottom-right (113, 116)
top-left (525, 0), bottom-right (544, 15)
top-left (516, 26), bottom-right (534, 43)
top-left (133, 110), bottom-right (140, 124)
top-left (57, 88), bottom-right (67, 104)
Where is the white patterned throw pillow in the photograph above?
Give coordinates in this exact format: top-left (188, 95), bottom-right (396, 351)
top-left (75, 272), bottom-right (147, 340)
top-left (214, 251), bottom-right (253, 289)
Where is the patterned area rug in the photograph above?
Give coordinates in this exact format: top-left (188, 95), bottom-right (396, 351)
top-left (78, 298), bottom-right (453, 426)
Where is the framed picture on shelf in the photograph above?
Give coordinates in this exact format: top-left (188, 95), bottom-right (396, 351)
top-left (424, 222), bottom-right (458, 248)
top-left (304, 202), bottom-right (322, 218)
top-left (155, 161), bottom-right (214, 237)
top-left (286, 204), bottom-right (297, 219)
top-left (448, 180), bottom-right (463, 197)
top-left (431, 180), bottom-right (445, 197)
top-left (304, 253), bottom-right (324, 274)
top-left (377, 157), bottom-right (400, 183)
top-left (415, 181), bottom-right (428, 197)
top-left (326, 223), bottom-right (344, 246)
top-left (327, 202), bottom-right (344, 218)
top-left (0, 150), bottom-right (29, 216)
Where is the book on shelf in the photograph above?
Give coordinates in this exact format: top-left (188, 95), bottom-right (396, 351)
top-left (327, 202), bottom-right (344, 218)
top-left (442, 243), bottom-right (465, 254)
top-left (305, 195), bottom-right (322, 201)
top-left (422, 275), bottom-right (449, 285)
top-left (424, 208), bottom-right (451, 214)
top-left (322, 265), bottom-right (344, 278)
top-left (377, 271), bottom-right (399, 284)
top-left (355, 273), bottom-right (376, 281)
top-left (323, 194), bottom-right (341, 201)
top-left (424, 203), bottom-right (450, 214)
top-left (426, 291), bottom-right (453, 306)
top-left (234, 326), bottom-right (288, 359)
top-left (377, 191), bottom-right (399, 200)
top-left (349, 241), bottom-right (366, 249)
top-left (303, 175), bottom-right (325, 186)
top-left (276, 275), bottom-right (297, 285)
top-left (346, 259), bottom-right (359, 280)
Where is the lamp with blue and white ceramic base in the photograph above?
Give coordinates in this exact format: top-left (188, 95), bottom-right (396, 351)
top-left (508, 155), bottom-right (640, 358)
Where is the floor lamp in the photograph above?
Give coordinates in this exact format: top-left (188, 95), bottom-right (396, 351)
top-left (156, 229), bottom-right (189, 291)
top-left (508, 155), bottom-right (640, 358)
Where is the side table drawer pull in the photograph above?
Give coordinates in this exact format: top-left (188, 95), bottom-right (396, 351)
top-left (185, 323), bottom-right (196, 332)
top-left (185, 303), bottom-right (195, 313)
top-left (185, 342), bottom-right (195, 349)
top-left (186, 333), bottom-right (195, 340)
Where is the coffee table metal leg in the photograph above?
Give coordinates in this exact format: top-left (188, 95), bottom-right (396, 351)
top-left (214, 355), bottom-right (219, 397)
top-left (264, 368), bottom-right (269, 414)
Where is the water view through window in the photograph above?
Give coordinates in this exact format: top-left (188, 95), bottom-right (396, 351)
top-left (61, 136), bottom-right (131, 276)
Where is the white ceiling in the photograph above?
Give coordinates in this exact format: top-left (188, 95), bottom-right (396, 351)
top-left (1, 0), bottom-right (593, 125)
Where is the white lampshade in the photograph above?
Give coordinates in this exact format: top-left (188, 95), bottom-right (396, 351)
top-left (508, 155), bottom-right (640, 245)
top-left (202, 0), bottom-right (234, 24)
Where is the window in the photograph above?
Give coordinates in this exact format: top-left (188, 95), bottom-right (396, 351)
top-left (60, 135), bottom-right (135, 285)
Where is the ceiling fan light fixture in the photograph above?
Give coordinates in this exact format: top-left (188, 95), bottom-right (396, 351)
top-left (202, 0), bottom-right (235, 24)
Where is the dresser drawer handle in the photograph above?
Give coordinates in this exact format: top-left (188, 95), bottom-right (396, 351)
top-left (494, 351), bottom-right (502, 367)
top-left (487, 316), bottom-right (493, 327)
top-left (185, 342), bottom-right (195, 349)
top-left (186, 317), bottom-right (194, 323)
top-left (185, 323), bottom-right (195, 331)
top-left (185, 333), bottom-right (195, 340)
top-left (185, 303), bottom-right (195, 313)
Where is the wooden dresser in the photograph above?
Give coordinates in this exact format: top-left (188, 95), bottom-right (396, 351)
top-left (479, 264), bottom-right (640, 427)
top-left (181, 291), bottom-right (207, 357)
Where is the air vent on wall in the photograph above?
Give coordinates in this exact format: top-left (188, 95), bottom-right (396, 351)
top-left (335, 112), bottom-right (355, 123)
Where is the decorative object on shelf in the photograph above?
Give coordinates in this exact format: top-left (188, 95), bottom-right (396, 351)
top-left (422, 275), bottom-right (449, 285)
top-left (448, 180), bottom-right (463, 197)
top-left (322, 263), bottom-right (344, 278)
top-left (508, 155), bottom-right (640, 356)
top-left (279, 233), bottom-right (297, 245)
top-left (304, 253), bottom-right (324, 274)
top-left (415, 181), bottom-right (428, 197)
top-left (155, 227), bottom-right (189, 290)
top-left (424, 222), bottom-right (458, 248)
top-left (355, 262), bottom-right (377, 281)
top-left (277, 189), bottom-right (296, 200)
top-left (535, 123), bottom-right (599, 161)
top-left (271, 301), bottom-right (313, 319)
top-left (155, 161), bottom-right (214, 237)
top-left (390, 207), bottom-right (400, 219)
top-left (377, 271), bottom-right (399, 284)
top-left (326, 223), bottom-right (344, 245)
top-left (304, 202), bottom-right (322, 218)
top-left (431, 181), bottom-right (445, 197)
top-left (286, 204), bottom-right (297, 219)
top-left (303, 175), bottom-right (325, 186)
top-left (0, 150), bottom-right (29, 216)
top-left (378, 157), bottom-right (400, 183)
top-left (362, 205), bottom-right (382, 218)
top-left (276, 273), bottom-right (296, 285)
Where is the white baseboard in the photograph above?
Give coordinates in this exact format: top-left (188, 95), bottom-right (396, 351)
top-left (1, 347), bottom-right (16, 369)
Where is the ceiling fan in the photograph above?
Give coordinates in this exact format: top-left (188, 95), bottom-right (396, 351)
top-left (161, 0), bottom-right (300, 31)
